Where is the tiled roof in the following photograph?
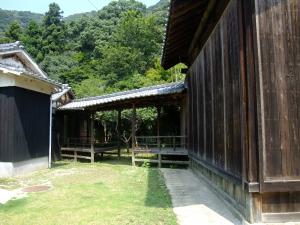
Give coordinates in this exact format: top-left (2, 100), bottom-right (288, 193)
top-left (0, 42), bottom-right (22, 52)
top-left (51, 85), bottom-right (73, 101)
top-left (59, 81), bottom-right (185, 110)
top-left (0, 42), bottom-right (62, 88)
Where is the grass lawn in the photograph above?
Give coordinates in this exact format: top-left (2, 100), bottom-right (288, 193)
top-left (0, 154), bottom-right (177, 225)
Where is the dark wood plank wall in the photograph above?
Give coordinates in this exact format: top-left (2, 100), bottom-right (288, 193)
top-left (262, 192), bottom-right (300, 213)
top-left (0, 87), bottom-right (50, 162)
top-left (254, 0), bottom-right (300, 186)
top-left (188, 0), bottom-right (243, 179)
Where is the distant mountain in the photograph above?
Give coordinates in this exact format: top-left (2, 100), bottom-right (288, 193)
top-left (0, 0), bottom-right (170, 34)
top-left (147, 0), bottom-right (169, 14)
top-left (64, 11), bottom-right (98, 22)
top-left (147, 0), bottom-right (169, 24)
top-left (0, 9), bottom-right (43, 33)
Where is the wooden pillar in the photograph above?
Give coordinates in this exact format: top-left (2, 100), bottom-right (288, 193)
top-left (180, 99), bottom-right (187, 149)
top-left (158, 154), bottom-right (162, 168)
top-left (157, 106), bottom-right (161, 149)
top-left (74, 150), bottom-right (77, 162)
top-left (117, 109), bottom-right (121, 159)
top-left (90, 113), bottom-right (95, 163)
top-left (131, 104), bottom-right (136, 166)
top-left (63, 114), bottom-right (68, 145)
top-left (157, 106), bottom-right (161, 168)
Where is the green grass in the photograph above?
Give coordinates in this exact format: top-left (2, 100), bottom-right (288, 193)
top-left (0, 155), bottom-right (177, 225)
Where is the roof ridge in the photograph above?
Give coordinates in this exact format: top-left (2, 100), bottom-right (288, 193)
top-left (72, 81), bottom-right (184, 103)
top-left (59, 81), bottom-right (185, 110)
top-left (0, 41), bottom-right (23, 51)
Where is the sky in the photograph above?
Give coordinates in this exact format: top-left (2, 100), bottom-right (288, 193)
top-left (0, 0), bottom-right (160, 16)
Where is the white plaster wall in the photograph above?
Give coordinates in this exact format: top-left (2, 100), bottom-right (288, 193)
top-left (0, 157), bottom-right (48, 177)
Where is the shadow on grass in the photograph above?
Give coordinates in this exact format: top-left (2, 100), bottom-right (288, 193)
top-left (95, 154), bottom-right (132, 166)
top-left (50, 161), bottom-right (70, 168)
top-left (144, 169), bottom-right (173, 209)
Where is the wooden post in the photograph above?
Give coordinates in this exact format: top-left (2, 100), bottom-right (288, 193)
top-left (157, 106), bottom-right (161, 150)
top-left (173, 136), bottom-right (176, 151)
top-left (132, 151), bottom-right (136, 166)
top-left (90, 113), bottom-right (95, 163)
top-left (132, 104), bottom-right (136, 166)
top-left (180, 99), bottom-right (187, 148)
top-left (74, 150), bottom-right (77, 162)
top-left (117, 109), bottom-right (121, 159)
top-left (158, 154), bottom-right (162, 168)
top-left (157, 106), bottom-right (162, 168)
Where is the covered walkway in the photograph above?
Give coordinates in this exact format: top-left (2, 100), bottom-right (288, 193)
top-left (55, 81), bottom-right (188, 166)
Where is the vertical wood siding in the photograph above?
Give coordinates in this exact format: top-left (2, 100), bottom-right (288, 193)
top-left (188, 0), bottom-right (243, 179)
top-left (0, 87), bottom-right (50, 162)
top-left (255, 0), bottom-right (300, 183)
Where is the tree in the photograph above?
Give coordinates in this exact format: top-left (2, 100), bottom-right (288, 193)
top-left (43, 3), bottom-right (63, 26)
top-left (5, 21), bottom-right (23, 41)
top-left (40, 51), bottom-right (79, 82)
top-left (74, 77), bottom-right (106, 98)
top-left (145, 58), bottom-right (186, 85)
top-left (22, 20), bottom-right (43, 61)
top-left (113, 10), bottom-right (163, 71)
top-left (98, 45), bottom-right (145, 85)
top-left (42, 3), bottom-right (66, 55)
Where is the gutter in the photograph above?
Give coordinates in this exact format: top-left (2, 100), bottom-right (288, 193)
top-left (48, 96), bottom-right (53, 168)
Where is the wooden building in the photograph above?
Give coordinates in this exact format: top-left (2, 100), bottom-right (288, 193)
top-left (162, 0), bottom-right (300, 224)
top-left (56, 82), bottom-right (188, 165)
top-left (51, 84), bottom-right (75, 160)
top-left (0, 42), bottom-right (61, 177)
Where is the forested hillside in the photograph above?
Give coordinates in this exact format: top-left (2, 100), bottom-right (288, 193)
top-left (0, 9), bottom-right (43, 33)
top-left (0, 0), bottom-right (184, 98)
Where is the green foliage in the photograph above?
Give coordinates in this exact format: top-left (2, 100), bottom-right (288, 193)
top-left (40, 51), bottom-right (80, 82)
top-left (147, 0), bottom-right (169, 25)
top-left (99, 45), bottom-right (145, 85)
top-left (5, 21), bottom-right (23, 41)
top-left (0, 0), bottom-right (184, 136)
top-left (42, 3), bottom-right (66, 56)
top-left (112, 10), bottom-right (163, 70)
top-left (73, 76), bottom-right (106, 98)
top-left (43, 3), bottom-right (63, 26)
top-left (0, 9), bottom-right (43, 33)
top-left (22, 21), bottom-right (43, 60)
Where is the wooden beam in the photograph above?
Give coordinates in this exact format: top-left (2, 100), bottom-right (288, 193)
top-left (238, 0), bottom-right (248, 190)
top-left (241, 0), bottom-right (259, 184)
top-left (171, 0), bottom-right (207, 20)
top-left (188, 0), bottom-right (217, 56)
top-left (188, 1), bottom-right (230, 62)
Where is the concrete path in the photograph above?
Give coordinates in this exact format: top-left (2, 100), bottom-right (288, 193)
top-left (161, 168), bottom-right (242, 225)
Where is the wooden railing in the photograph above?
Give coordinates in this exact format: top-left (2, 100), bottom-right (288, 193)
top-left (61, 137), bottom-right (119, 163)
top-left (132, 136), bottom-right (188, 167)
top-left (63, 137), bottom-right (92, 147)
top-left (63, 137), bottom-right (118, 147)
top-left (135, 136), bottom-right (187, 151)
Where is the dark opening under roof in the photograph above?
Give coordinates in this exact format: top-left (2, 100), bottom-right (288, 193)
top-left (162, 0), bottom-right (229, 69)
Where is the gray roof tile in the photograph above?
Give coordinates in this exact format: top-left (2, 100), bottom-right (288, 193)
top-left (59, 81), bottom-right (185, 110)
